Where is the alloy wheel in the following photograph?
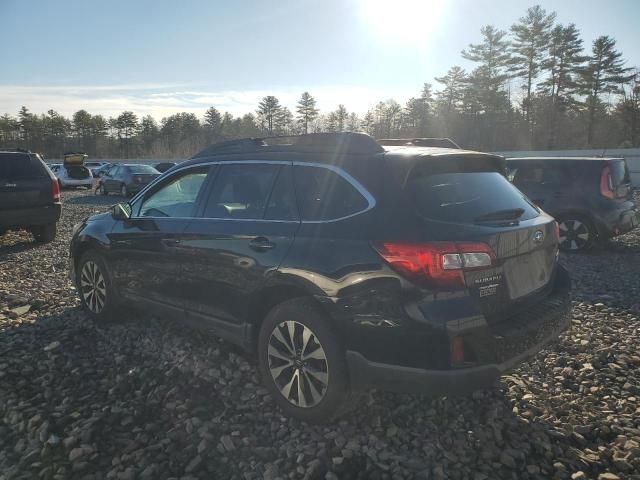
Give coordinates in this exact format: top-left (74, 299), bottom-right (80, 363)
top-left (267, 320), bottom-right (329, 408)
top-left (558, 219), bottom-right (590, 251)
top-left (80, 261), bottom-right (107, 313)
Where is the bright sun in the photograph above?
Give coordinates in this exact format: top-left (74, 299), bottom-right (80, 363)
top-left (357, 0), bottom-right (447, 44)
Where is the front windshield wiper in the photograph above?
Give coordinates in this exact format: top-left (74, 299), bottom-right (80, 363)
top-left (474, 208), bottom-right (525, 224)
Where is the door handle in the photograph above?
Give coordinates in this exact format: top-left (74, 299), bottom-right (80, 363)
top-left (248, 236), bottom-right (275, 252)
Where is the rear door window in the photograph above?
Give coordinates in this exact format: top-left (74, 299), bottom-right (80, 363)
top-left (0, 154), bottom-right (46, 179)
top-left (512, 165), bottom-right (543, 186)
top-left (264, 165), bottom-right (299, 221)
top-left (293, 165), bottom-right (369, 221)
top-left (203, 163), bottom-right (280, 219)
top-left (406, 169), bottom-right (539, 223)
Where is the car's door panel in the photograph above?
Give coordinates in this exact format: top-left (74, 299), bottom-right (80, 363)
top-left (179, 163), bottom-right (299, 337)
top-left (107, 165), bottom-right (213, 312)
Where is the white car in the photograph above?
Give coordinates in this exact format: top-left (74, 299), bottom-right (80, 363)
top-left (49, 163), bottom-right (94, 188)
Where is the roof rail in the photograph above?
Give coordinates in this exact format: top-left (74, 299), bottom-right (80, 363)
top-left (193, 132), bottom-right (384, 158)
top-left (378, 138), bottom-right (461, 149)
top-left (0, 147), bottom-right (31, 153)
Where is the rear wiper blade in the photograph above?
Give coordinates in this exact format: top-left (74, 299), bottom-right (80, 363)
top-left (474, 208), bottom-right (525, 223)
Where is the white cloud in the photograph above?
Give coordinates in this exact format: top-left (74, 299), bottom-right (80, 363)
top-left (0, 83), bottom-right (419, 120)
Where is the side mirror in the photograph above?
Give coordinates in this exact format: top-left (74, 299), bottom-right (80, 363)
top-left (112, 202), bottom-right (131, 220)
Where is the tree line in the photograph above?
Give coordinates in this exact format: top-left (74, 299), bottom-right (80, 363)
top-left (1, 4), bottom-right (638, 159)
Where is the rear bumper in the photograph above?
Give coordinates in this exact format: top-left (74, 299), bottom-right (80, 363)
top-left (347, 267), bottom-right (571, 395)
top-left (0, 204), bottom-right (61, 229)
top-left (598, 205), bottom-right (639, 238)
top-left (60, 178), bottom-right (93, 187)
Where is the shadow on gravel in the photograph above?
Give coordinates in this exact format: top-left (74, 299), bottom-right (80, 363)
top-left (0, 306), bottom-right (604, 479)
top-left (65, 193), bottom-right (126, 207)
top-left (0, 232), bottom-right (38, 257)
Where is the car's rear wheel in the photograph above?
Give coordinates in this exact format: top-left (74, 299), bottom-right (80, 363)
top-left (257, 298), bottom-right (350, 423)
top-left (77, 252), bottom-right (118, 321)
top-left (31, 223), bottom-right (56, 243)
top-left (557, 216), bottom-right (596, 252)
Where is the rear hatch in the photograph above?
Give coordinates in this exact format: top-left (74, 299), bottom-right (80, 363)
top-left (0, 153), bottom-right (55, 210)
top-left (380, 154), bottom-right (558, 321)
top-left (604, 159), bottom-right (633, 201)
top-left (64, 165), bottom-right (92, 179)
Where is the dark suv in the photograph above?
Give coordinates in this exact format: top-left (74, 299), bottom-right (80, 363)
top-left (0, 150), bottom-right (61, 243)
top-left (70, 133), bottom-right (571, 422)
top-left (507, 157), bottom-right (638, 252)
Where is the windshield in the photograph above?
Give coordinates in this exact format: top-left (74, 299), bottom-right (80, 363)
top-left (406, 170), bottom-right (539, 223)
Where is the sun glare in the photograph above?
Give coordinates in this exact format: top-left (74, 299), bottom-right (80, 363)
top-left (358, 0), bottom-right (447, 44)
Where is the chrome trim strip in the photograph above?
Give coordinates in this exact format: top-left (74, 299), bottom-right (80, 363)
top-left (129, 159), bottom-right (376, 224)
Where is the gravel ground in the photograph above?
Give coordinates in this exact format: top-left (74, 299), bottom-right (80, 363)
top-left (1, 189), bottom-right (639, 480)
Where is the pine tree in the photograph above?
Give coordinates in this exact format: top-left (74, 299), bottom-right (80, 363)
top-left (538, 23), bottom-right (586, 148)
top-left (296, 92), bottom-right (319, 134)
top-left (257, 96), bottom-right (282, 135)
top-left (435, 66), bottom-right (468, 113)
top-left (579, 36), bottom-right (633, 146)
top-left (461, 26), bottom-right (511, 113)
top-left (204, 107), bottom-right (222, 138)
top-left (509, 5), bottom-right (556, 130)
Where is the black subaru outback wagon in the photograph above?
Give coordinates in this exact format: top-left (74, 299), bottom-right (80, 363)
top-left (70, 133), bottom-right (571, 422)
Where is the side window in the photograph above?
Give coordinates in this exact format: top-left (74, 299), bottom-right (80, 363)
top-left (512, 165), bottom-right (543, 186)
top-left (264, 165), bottom-right (298, 221)
top-left (138, 167), bottom-right (209, 218)
top-left (110, 166), bottom-right (120, 177)
top-left (203, 163), bottom-right (280, 219)
top-left (293, 165), bottom-right (369, 221)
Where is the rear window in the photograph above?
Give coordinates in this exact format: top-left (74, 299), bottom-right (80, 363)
top-left (406, 170), bottom-right (539, 223)
top-left (0, 153), bottom-right (48, 179)
top-left (608, 160), bottom-right (630, 186)
top-left (129, 165), bottom-right (159, 174)
top-left (293, 165), bottom-right (369, 221)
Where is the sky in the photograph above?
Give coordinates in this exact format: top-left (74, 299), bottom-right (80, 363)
top-left (1, 0), bottom-right (639, 120)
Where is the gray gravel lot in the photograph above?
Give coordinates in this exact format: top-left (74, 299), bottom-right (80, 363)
top-left (1, 189), bottom-right (639, 480)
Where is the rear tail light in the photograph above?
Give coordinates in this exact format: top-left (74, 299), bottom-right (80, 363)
top-left (450, 336), bottom-right (465, 364)
top-left (372, 241), bottom-right (495, 289)
top-left (51, 179), bottom-right (61, 202)
top-left (600, 165), bottom-right (615, 199)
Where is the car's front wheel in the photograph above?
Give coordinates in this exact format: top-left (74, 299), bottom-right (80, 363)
top-left (97, 183), bottom-right (107, 195)
top-left (77, 252), bottom-right (118, 321)
top-left (557, 215), bottom-right (596, 252)
top-left (120, 184), bottom-right (129, 197)
top-left (257, 298), bottom-right (350, 423)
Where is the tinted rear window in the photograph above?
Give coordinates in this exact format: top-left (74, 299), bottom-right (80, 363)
top-left (0, 154), bottom-right (47, 179)
top-left (129, 165), bottom-right (159, 174)
top-left (609, 160), bottom-right (630, 186)
top-left (406, 170), bottom-right (539, 223)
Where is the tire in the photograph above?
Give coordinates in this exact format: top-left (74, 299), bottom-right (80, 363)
top-left (120, 184), bottom-right (129, 197)
top-left (31, 223), bottom-right (57, 243)
top-left (257, 298), bottom-right (350, 423)
top-left (557, 215), bottom-right (597, 252)
top-left (76, 251), bottom-right (118, 321)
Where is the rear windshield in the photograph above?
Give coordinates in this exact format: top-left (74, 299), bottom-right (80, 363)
top-left (609, 160), bottom-right (630, 186)
top-left (406, 170), bottom-right (539, 223)
top-left (129, 165), bottom-right (159, 174)
top-left (0, 153), bottom-right (48, 179)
